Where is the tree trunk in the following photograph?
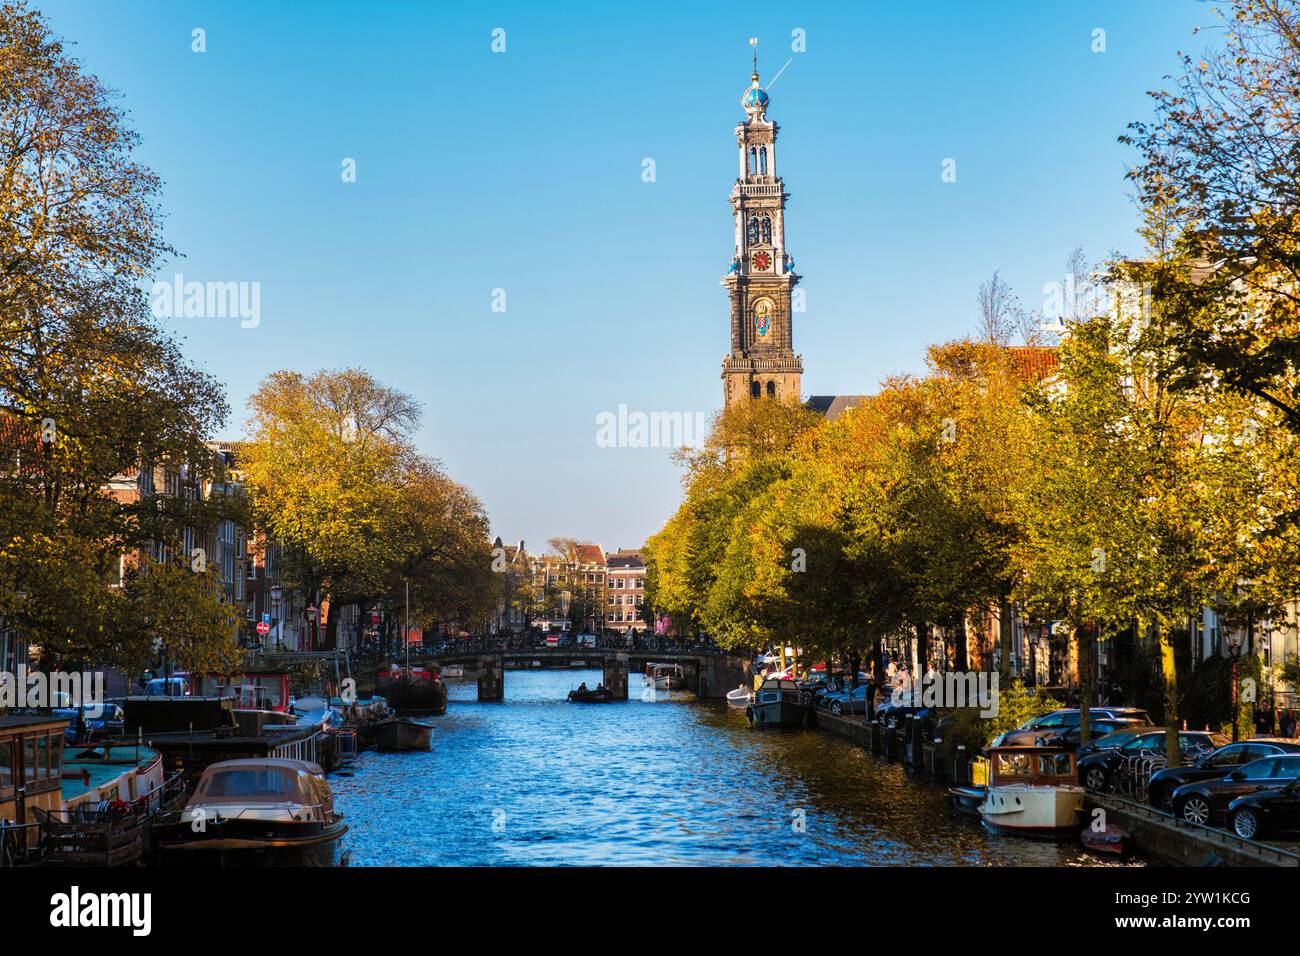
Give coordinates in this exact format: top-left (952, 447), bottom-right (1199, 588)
top-left (998, 592), bottom-right (1012, 682)
top-left (914, 620), bottom-right (929, 683)
top-left (1077, 621), bottom-right (1091, 745)
top-left (1161, 623), bottom-right (1181, 768)
top-left (956, 614), bottom-right (970, 672)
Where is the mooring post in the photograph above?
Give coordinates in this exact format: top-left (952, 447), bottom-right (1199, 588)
top-left (477, 655), bottom-right (503, 702)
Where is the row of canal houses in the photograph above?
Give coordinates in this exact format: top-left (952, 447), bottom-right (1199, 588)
top-left (0, 432), bottom-right (365, 682)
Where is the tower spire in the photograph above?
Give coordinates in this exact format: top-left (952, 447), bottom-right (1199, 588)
top-left (749, 36), bottom-right (759, 78)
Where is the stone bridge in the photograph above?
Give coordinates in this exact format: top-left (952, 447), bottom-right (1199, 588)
top-left (428, 647), bottom-right (751, 702)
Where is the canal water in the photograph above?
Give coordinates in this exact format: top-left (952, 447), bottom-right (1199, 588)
top-left (331, 669), bottom-right (1128, 866)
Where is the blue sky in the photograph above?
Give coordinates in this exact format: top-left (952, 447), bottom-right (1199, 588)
top-left (37, 0), bottom-right (1212, 551)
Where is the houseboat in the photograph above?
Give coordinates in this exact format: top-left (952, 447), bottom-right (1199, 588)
top-left (153, 758), bottom-right (347, 866)
top-left (0, 715), bottom-right (68, 857)
top-left (376, 665), bottom-right (448, 715)
top-left (60, 743), bottom-right (164, 814)
top-left (745, 677), bottom-right (808, 729)
top-left (967, 745), bottom-right (1086, 838)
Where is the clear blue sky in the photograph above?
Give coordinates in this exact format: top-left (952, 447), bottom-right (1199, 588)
top-left (37, 0), bottom-right (1211, 551)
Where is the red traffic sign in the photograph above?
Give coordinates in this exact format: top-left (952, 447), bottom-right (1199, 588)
top-left (256, 621), bottom-right (271, 636)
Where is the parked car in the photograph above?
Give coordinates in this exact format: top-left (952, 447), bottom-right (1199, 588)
top-left (991, 707), bottom-right (1152, 748)
top-left (875, 691), bottom-right (927, 729)
top-left (1033, 718), bottom-right (1148, 752)
top-left (141, 675), bottom-right (190, 698)
top-left (1076, 725), bottom-right (1164, 759)
top-left (1226, 778), bottom-right (1300, 840)
top-left (52, 702), bottom-right (125, 743)
top-left (1172, 753), bottom-right (1300, 827)
top-left (1078, 730), bottom-right (1229, 792)
top-left (823, 684), bottom-right (871, 716)
top-left (1147, 740), bottom-right (1300, 810)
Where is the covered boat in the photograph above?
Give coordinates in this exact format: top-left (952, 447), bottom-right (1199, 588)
top-left (153, 758), bottom-right (347, 866)
top-left (648, 663), bottom-right (687, 690)
top-left (746, 677), bottom-right (808, 729)
top-left (977, 745), bottom-right (1086, 838)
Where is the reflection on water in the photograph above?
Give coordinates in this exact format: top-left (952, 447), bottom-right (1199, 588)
top-left (331, 669), bottom-right (1129, 866)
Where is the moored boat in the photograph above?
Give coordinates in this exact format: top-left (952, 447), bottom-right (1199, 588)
top-left (746, 677), bottom-right (808, 729)
top-left (977, 745), bottom-right (1085, 838)
top-left (373, 716), bottom-right (433, 751)
top-left (1081, 821), bottom-right (1132, 858)
top-left (61, 743), bottom-right (165, 813)
top-left (439, 664), bottom-right (464, 679)
top-left (153, 758), bottom-right (347, 866)
top-left (726, 685), bottom-right (754, 708)
top-left (376, 666), bottom-right (448, 715)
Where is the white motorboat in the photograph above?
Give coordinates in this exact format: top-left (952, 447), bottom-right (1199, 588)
top-left (726, 685), bottom-right (755, 707)
top-left (439, 664), bottom-right (464, 679)
top-left (648, 663), bottom-right (687, 690)
top-left (975, 745), bottom-right (1085, 838)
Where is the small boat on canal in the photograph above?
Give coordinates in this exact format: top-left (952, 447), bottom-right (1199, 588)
top-left (567, 686), bottom-right (614, 703)
top-left (373, 716), bottom-right (433, 751)
top-left (745, 677), bottom-right (808, 729)
top-left (974, 745), bottom-right (1086, 838)
top-left (648, 663), bottom-right (687, 690)
top-left (153, 758), bottom-right (348, 866)
top-left (726, 685), bottom-right (755, 707)
top-left (439, 664), bottom-right (465, 679)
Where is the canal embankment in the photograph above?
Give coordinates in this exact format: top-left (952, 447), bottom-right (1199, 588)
top-left (808, 709), bottom-right (1300, 867)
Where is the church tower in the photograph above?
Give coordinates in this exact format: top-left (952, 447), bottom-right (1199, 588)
top-left (721, 40), bottom-right (803, 407)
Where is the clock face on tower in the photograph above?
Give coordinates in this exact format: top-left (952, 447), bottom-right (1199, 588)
top-left (751, 251), bottom-right (772, 271)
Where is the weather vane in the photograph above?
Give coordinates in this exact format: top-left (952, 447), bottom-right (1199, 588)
top-left (749, 36), bottom-right (759, 73)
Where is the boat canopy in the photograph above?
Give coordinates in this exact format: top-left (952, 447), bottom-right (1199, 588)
top-left (188, 758), bottom-right (330, 806)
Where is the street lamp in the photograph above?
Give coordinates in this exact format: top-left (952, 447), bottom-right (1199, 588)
top-left (1226, 629), bottom-right (1245, 742)
top-left (306, 604), bottom-right (320, 653)
top-left (269, 585), bottom-right (283, 651)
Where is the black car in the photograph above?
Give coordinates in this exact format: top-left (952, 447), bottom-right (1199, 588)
top-left (1172, 753), bottom-right (1300, 827)
top-left (1076, 725), bottom-right (1167, 759)
top-left (1077, 730), bottom-right (1229, 793)
top-left (1226, 779), bottom-right (1300, 841)
top-left (1147, 740), bottom-right (1300, 810)
top-left (1033, 718), bottom-right (1148, 752)
top-left (991, 707), bottom-right (1152, 747)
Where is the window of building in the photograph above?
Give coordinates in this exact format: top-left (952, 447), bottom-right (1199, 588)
top-left (759, 146), bottom-right (768, 175)
top-left (767, 381), bottom-right (776, 397)
top-left (0, 739), bottom-right (12, 794)
top-left (751, 381), bottom-right (761, 398)
top-left (761, 216), bottom-right (772, 244)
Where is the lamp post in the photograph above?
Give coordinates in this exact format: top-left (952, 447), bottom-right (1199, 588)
top-left (269, 585), bottom-right (283, 651)
top-left (306, 604), bottom-right (319, 653)
top-left (1226, 629), bottom-right (1245, 742)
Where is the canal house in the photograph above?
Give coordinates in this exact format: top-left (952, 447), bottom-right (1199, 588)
top-left (0, 714), bottom-right (67, 829)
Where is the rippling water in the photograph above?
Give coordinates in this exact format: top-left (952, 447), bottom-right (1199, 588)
top-left (331, 669), bottom-right (1126, 866)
